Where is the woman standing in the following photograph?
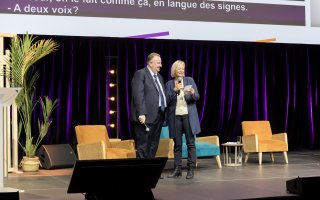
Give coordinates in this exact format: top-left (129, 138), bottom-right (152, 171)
top-left (165, 60), bottom-right (201, 179)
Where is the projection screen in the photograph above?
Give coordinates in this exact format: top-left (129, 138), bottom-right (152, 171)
top-left (1, 0), bottom-right (320, 44)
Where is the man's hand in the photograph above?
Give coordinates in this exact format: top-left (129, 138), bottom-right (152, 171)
top-left (138, 115), bottom-right (146, 124)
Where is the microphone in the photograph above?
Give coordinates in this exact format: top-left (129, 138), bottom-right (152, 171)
top-left (177, 77), bottom-right (183, 95)
top-left (143, 123), bottom-right (150, 132)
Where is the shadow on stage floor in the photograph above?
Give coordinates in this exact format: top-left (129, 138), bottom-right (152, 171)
top-left (3, 150), bottom-right (320, 200)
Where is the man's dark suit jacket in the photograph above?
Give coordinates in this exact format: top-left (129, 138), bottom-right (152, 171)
top-left (131, 67), bottom-right (166, 124)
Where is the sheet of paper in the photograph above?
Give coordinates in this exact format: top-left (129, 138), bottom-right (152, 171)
top-left (184, 85), bottom-right (192, 90)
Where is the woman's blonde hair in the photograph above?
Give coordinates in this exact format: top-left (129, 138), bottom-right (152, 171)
top-left (171, 60), bottom-right (185, 78)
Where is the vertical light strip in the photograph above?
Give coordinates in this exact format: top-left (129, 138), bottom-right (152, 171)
top-left (238, 46), bottom-right (244, 123)
top-left (106, 52), bottom-right (111, 136)
top-left (262, 48), bottom-right (268, 120)
top-left (254, 48), bottom-right (259, 119)
top-left (218, 47), bottom-right (226, 131)
top-left (293, 56), bottom-right (297, 111)
top-left (227, 49), bottom-right (234, 121)
top-left (66, 42), bottom-right (73, 142)
top-left (285, 48), bottom-right (290, 130)
top-left (126, 43), bottom-right (136, 136)
top-left (85, 42), bottom-right (92, 123)
top-left (306, 49), bottom-right (314, 146)
top-left (200, 49), bottom-right (210, 122)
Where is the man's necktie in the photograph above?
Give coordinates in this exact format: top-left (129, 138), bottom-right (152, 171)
top-left (153, 74), bottom-right (165, 111)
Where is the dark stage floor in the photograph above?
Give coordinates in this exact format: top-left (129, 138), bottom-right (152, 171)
top-left (3, 150), bottom-right (320, 200)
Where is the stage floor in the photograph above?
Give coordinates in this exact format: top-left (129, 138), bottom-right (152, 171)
top-left (4, 150), bottom-right (320, 200)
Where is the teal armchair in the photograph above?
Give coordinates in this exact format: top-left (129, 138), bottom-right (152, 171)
top-left (157, 126), bottom-right (222, 168)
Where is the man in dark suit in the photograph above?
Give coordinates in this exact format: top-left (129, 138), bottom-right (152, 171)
top-left (131, 52), bottom-right (167, 158)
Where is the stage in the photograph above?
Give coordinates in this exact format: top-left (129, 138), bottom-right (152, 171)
top-left (4, 150), bottom-right (320, 200)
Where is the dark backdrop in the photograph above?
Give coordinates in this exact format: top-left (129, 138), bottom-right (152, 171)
top-left (7, 35), bottom-right (320, 152)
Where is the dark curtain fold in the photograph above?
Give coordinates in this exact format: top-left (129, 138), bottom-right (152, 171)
top-left (17, 35), bottom-right (319, 151)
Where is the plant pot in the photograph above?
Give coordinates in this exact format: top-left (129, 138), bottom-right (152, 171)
top-left (20, 156), bottom-right (40, 172)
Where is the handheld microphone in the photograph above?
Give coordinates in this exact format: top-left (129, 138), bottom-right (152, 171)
top-left (177, 77), bottom-right (183, 95)
top-left (144, 123), bottom-right (150, 132)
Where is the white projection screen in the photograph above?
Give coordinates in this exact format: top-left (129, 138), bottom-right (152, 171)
top-left (1, 0), bottom-right (320, 44)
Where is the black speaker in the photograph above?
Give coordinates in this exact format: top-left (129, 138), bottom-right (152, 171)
top-left (0, 191), bottom-right (19, 200)
top-left (286, 176), bottom-right (320, 195)
top-left (67, 157), bottom-right (168, 200)
top-left (36, 144), bottom-right (77, 169)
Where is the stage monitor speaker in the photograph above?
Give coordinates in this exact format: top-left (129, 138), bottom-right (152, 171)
top-left (36, 144), bottom-right (77, 169)
top-left (286, 176), bottom-right (320, 196)
top-left (67, 157), bottom-right (168, 200)
top-left (0, 191), bottom-right (19, 200)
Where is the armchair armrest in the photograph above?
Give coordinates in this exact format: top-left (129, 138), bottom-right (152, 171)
top-left (242, 134), bottom-right (258, 152)
top-left (77, 141), bottom-right (106, 160)
top-left (156, 138), bottom-right (174, 158)
top-left (110, 139), bottom-right (135, 150)
top-left (196, 135), bottom-right (220, 146)
top-left (272, 133), bottom-right (288, 143)
top-left (109, 138), bottom-right (121, 142)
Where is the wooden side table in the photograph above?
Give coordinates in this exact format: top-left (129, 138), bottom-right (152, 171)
top-left (221, 142), bottom-right (243, 166)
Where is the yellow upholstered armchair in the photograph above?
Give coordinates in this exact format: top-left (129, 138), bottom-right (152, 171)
top-left (156, 138), bottom-right (174, 159)
top-left (75, 125), bottom-right (136, 160)
top-left (241, 121), bottom-right (288, 165)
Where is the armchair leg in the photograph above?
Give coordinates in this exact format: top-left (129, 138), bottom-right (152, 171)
top-left (270, 153), bottom-right (274, 162)
top-left (283, 151), bottom-right (289, 164)
top-left (215, 155), bottom-right (222, 169)
top-left (258, 152), bottom-right (262, 165)
top-left (245, 153), bottom-right (250, 163)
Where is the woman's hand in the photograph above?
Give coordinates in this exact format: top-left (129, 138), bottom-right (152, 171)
top-left (189, 87), bottom-right (195, 96)
top-left (184, 87), bottom-right (194, 96)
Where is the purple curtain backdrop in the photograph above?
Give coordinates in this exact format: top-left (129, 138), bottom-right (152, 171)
top-left (9, 35), bottom-right (319, 154)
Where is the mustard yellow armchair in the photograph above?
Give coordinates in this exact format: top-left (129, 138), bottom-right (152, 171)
top-left (241, 121), bottom-right (288, 165)
top-left (156, 138), bottom-right (174, 159)
top-left (75, 125), bottom-right (136, 160)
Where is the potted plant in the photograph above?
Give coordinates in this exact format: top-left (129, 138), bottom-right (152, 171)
top-left (1, 33), bottom-right (59, 171)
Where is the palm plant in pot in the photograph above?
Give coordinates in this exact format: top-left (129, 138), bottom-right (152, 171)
top-left (1, 33), bottom-right (59, 172)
